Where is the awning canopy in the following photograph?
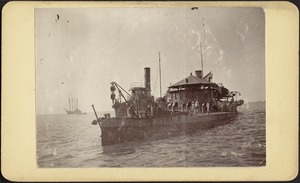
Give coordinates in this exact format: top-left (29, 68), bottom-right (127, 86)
top-left (169, 75), bottom-right (218, 88)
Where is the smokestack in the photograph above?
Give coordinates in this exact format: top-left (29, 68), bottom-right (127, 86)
top-left (144, 67), bottom-right (151, 96)
top-left (195, 70), bottom-right (203, 79)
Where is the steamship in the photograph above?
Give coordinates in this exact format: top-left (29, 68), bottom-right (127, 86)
top-left (91, 54), bottom-right (243, 146)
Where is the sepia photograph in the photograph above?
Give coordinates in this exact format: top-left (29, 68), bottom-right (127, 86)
top-left (35, 7), bottom-right (266, 168)
top-left (2, 0), bottom-right (299, 181)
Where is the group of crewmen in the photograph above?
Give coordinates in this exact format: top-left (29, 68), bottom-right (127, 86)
top-left (126, 97), bottom-right (238, 118)
top-left (167, 99), bottom-right (212, 114)
top-left (167, 97), bottom-right (237, 114)
top-left (184, 100), bottom-right (213, 114)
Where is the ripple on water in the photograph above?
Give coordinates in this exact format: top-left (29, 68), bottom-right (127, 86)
top-left (37, 102), bottom-right (266, 167)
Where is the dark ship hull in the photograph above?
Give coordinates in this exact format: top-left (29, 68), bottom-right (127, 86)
top-left (98, 112), bottom-right (237, 146)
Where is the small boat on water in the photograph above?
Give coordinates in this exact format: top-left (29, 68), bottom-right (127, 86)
top-left (91, 53), bottom-right (243, 146)
top-left (64, 93), bottom-right (87, 115)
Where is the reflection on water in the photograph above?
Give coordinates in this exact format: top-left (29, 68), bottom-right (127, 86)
top-left (37, 102), bottom-right (265, 167)
top-left (101, 143), bottom-right (136, 156)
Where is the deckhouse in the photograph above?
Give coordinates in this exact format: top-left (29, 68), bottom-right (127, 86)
top-left (167, 70), bottom-right (229, 110)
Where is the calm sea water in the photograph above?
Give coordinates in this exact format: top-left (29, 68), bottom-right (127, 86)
top-left (36, 101), bottom-right (265, 167)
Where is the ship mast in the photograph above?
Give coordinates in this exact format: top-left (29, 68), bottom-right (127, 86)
top-left (70, 92), bottom-right (72, 111)
top-left (74, 93), bottom-right (76, 110)
top-left (68, 93), bottom-right (71, 111)
top-left (71, 92), bottom-right (74, 111)
top-left (200, 41), bottom-right (204, 73)
top-left (159, 51), bottom-right (162, 98)
top-left (72, 92), bottom-right (75, 111)
top-left (74, 93), bottom-right (75, 110)
top-left (191, 7), bottom-right (205, 74)
top-left (75, 93), bottom-right (78, 110)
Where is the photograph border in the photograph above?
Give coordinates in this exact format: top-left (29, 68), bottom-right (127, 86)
top-left (2, 1), bottom-right (298, 181)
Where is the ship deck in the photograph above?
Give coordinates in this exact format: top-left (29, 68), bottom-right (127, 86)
top-left (100, 112), bottom-right (237, 128)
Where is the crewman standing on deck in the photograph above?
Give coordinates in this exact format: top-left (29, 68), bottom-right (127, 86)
top-left (191, 101), bottom-right (195, 114)
top-left (206, 102), bottom-right (211, 114)
top-left (195, 98), bottom-right (199, 114)
top-left (201, 102), bottom-right (205, 113)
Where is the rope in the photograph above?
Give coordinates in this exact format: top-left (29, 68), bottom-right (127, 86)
top-left (153, 63), bottom-right (159, 96)
top-left (161, 63), bottom-right (167, 96)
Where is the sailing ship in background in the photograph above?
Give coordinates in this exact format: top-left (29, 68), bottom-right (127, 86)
top-left (64, 92), bottom-right (87, 115)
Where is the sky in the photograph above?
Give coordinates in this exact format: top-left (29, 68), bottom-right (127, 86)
top-left (35, 7), bottom-right (265, 114)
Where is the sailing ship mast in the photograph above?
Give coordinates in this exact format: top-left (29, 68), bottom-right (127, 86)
top-left (68, 93), bottom-right (71, 111)
top-left (70, 93), bottom-right (73, 111)
top-left (75, 92), bottom-right (78, 110)
top-left (71, 92), bottom-right (74, 111)
top-left (159, 51), bottom-right (162, 98)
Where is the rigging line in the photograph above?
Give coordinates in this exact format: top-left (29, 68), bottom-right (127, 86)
top-left (115, 82), bottom-right (133, 99)
top-left (114, 84), bottom-right (130, 105)
top-left (153, 61), bottom-right (159, 97)
top-left (161, 64), bottom-right (167, 96)
top-left (114, 83), bottom-right (137, 117)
